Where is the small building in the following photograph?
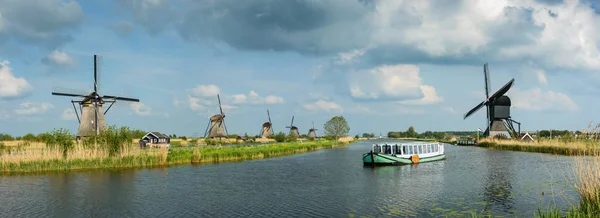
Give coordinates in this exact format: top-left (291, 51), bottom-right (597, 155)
top-left (520, 133), bottom-right (535, 142)
top-left (140, 132), bottom-right (171, 148)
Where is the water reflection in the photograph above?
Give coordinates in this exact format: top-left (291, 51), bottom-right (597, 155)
top-left (481, 149), bottom-right (515, 214)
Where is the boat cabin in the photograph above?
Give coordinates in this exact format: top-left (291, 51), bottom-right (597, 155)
top-left (371, 143), bottom-right (444, 157)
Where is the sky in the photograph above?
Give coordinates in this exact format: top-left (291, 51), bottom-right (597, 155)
top-left (0, 0), bottom-right (599, 137)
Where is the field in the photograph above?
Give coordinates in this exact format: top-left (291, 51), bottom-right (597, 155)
top-left (0, 127), bottom-right (355, 174)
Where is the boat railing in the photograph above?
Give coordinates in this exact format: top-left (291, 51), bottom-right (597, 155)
top-left (372, 142), bottom-right (444, 155)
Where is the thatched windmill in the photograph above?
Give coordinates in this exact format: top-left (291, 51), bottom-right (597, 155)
top-left (260, 109), bottom-right (274, 138)
top-left (285, 116), bottom-right (299, 138)
top-left (308, 121), bottom-right (318, 138)
top-left (204, 94), bottom-right (229, 139)
top-left (51, 55), bottom-right (140, 140)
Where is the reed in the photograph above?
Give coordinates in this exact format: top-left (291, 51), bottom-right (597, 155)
top-left (0, 140), bottom-right (346, 174)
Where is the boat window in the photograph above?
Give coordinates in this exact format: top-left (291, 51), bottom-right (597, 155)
top-left (417, 145), bottom-right (421, 154)
top-left (374, 145), bottom-right (380, 153)
top-left (435, 144), bottom-right (438, 152)
top-left (409, 146), bottom-right (413, 155)
top-left (402, 145), bottom-right (406, 155)
top-left (427, 145), bottom-right (431, 153)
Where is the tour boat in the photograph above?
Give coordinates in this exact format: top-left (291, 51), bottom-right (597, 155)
top-left (362, 142), bottom-right (445, 165)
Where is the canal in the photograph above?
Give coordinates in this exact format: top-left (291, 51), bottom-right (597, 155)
top-left (0, 140), bottom-right (581, 217)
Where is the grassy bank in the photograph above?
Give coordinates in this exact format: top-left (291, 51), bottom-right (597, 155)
top-left (475, 138), bottom-right (600, 156)
top-left (0, 131), bottom-right (350, 174)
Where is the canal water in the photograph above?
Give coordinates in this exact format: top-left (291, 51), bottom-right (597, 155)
top-left (0, 140), bottom-right (582, 217)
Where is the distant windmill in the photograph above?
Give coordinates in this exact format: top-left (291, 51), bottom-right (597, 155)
top-left (308, 121), bottom-right (318, 138)
top-left (463, 63), bottom-right (521, 139)
top-left (204, 94), bottom-right (229, 139)
top-left (260, 109), bottom-right (274, 138)
top-left (52, 55), bottom-right (140, 140)
top-left (285, 116), bottom-right (299, 138)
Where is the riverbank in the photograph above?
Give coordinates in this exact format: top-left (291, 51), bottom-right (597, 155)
top-left (0, 140), bottom-right (349, 174)
top-left (475, 138), bottom-right (600, 156)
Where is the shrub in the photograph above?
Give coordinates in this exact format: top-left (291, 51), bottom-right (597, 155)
top-left (181, 136), bottom-right (187, 141)
top-left (22, 133), bottom-right (38, 142)
top-left (272, 132), bottom-right (286, 142)
top-left (45, 128), bottom-right (75, 159)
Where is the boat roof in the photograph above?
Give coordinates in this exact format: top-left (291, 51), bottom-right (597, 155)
top-left (374, 141), bottom-right (439, 145)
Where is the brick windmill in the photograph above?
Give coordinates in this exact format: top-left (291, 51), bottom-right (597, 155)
top-left (307, 121), bottom-right (318, 138)
top-left (463, 63), bottom-right (521, 139)
top-left (52, 55), bottom-right (140, 141)
top-left (204, 94), bottom-right (228, 139)
top-left (260, 109), bottom-right (274, 138)
top-left (285, 116), bottom-right (299, 138)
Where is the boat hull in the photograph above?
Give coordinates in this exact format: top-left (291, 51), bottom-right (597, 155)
top-left (362, 152), bottom-right (446, 165)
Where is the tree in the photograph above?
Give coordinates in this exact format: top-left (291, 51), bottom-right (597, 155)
top-left (362, 133), bottom-right (371, 138)
top-left (407, 126), bottom-right (417, 138)
top-left (324, 116), bottom-right (350, 142)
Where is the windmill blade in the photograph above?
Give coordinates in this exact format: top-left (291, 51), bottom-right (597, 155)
top-left (267, 109), bottom-right (272, 123)
top-left (290, 116), bottom-right (294, 126)
top-left (52, 86), bottom-right (89, 97)
top-left (94, 55), bottom-right (99, 94)
top-left (484, 63), bottom-right (490, 99)
top-left (222, 120), bottom-right (229, 136)
top-left (102, 95), bottom-right (140, 102)
top-left (217, 94), bottom-right (224, 115)
top-left (52, 92), bottom-right (88, 98)
top-left (464, 101), bottom-right (487, 119)
top-left (488, 78), bottom-right (515, 100)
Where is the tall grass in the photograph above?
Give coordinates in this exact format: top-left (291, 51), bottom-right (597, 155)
top-left (0, 139), bottom-right (347, 174)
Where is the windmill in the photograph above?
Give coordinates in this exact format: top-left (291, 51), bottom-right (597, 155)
top-left (204, 94), bottom-right (228, 139)
top-left (463, 63), bottom-right (521, 139)
top-left (285, 116), bottom-right (299, 138)
top-left (260, 109), bottom-right (274, 138)
top-left (52, 55), bottom-right (140, 140)
top-left (308, 121), bottom-right (318, 138)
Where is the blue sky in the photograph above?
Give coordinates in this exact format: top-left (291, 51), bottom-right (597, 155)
top-left (0, 0), bottom-right (599, 137)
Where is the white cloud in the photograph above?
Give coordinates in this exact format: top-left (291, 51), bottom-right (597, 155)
top-left (510, 88), bottom-right (578, 111)
top-left (303, 99), bottom-right (343, 113)
top-left (334, 49), bottom-right (365, 65)
top-left (42, 50), bottom-right (75, 67)
top-left (230, 90), bottom-right (284, 105)
top-left (347, 64), bottom-right (443, 104)
top-left (14, 102), bottom-right (54, 115)
top-left (189, 84), bottom-right (220, 98)
top-left (536, 70), bottom-right (548, 85)
top-left (0, 61), bottom-right (32, 99)
top-left (398, 85), bottom-right (444, 105)
top-left (442, 106), bottom-right (458, 114)
top-left (130, 102), bottom-right (152, 116)
top-left (61, 108), bottom-right (77, 120)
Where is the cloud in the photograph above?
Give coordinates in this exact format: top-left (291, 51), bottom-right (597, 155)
top-left (0, 0), bottom-right (84, 48)
top-left (108, 21), bottom-right (135, 37)
top-left (536, 70), bottom-right (548, 85)
top-left (124, 0), bottom-right (600, 71)
top-left (398, 85), bottom-right (444, 105)
top-left (0, 61), bottom-right (32, 99)
top-left (230, 90), bottom-right (284, 105)
top-left (347, 64), bottom-right (431, 102)
top-left (61, 108), bottom-right (77, 120)
top-left (41, 50), bottom-right (75, 67)
top-left (115, 0), bottom-right (173, 34)
top-left (189, 84), bottom-right (220, 98)
top-left (510, 88), bottom-right (578, 111)
top-left (303, 99), bottom-right (343, 113)
top-left (130, 102), bottom-right (152, 116)
top-left (14, 102), bottom-right (54, 115)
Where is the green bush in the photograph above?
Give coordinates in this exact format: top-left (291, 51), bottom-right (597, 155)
top-left (22, 133), bottom-right (38, 142)
top-left (181, 136), bottom-right (187, 141)
top-left (286, 133), bottom-right (297, 142)
top-left (0, 133), bottom-right (14, 141)
top-left (45, 128), bottom-right (75, 159)
top-left (272, 132), bottom-right (286, 142)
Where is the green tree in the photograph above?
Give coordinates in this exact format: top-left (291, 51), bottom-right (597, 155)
top-left (22, 133), bottom-right (38, 141)
top-left (181, 136), bottom-right (187, 141)
top-left (407, 126), bottom-right (417, 138)
top-left (324, 116), bottom-right (350, 142)
top-left (362, 133), bottom-right (371, 138)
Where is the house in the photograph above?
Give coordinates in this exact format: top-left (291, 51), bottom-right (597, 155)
top-left (140, 132), bottom-right (171, 148)
top-left (520, 133), bottom-right (535, 142)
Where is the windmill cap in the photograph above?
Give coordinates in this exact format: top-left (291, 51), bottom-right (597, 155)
top-left (493, 95), bottom-right (511, 106)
